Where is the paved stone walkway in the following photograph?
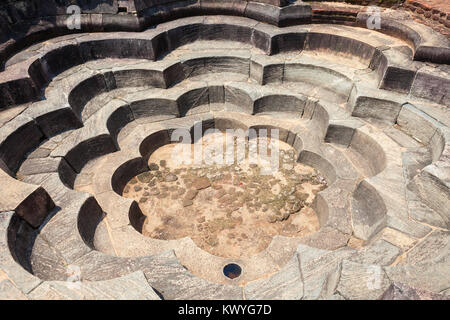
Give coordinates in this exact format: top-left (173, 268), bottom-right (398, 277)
top-left (404, 0), bottom-right (450, 36)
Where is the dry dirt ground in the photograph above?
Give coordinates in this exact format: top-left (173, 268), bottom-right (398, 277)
top-left (123, 132), bottom-right (327, 258)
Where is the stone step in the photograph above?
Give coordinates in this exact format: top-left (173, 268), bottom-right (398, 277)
top-left (72, 250), bottom-right (242, 300)
top-left (244, 255), bottom-right (303, 300)
top-left (297, 244), bottom-right (355, 300)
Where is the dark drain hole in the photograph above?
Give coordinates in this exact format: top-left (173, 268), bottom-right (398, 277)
top-left (223, 263), bottom-right (242, 279)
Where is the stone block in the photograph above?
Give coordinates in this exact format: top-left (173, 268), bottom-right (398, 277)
top-left (224, 85), bottom-right (254, 114)
top-left (245, 2), bottom-right (279, 26)
top-left (278, 3), bottom-right (312, 27)
top-left (0, 279), bottom-right (28, 300)
top-left (385, 231), bottom-right (449, 293)
top-left (305, 33), bottom-right (376, 65)
top-left (379, 65), bottom-right (416, 93)
top-left (271, 32), bottom-right (306, 55)
top-left (29, 271), bottom-right (161, 300)
top-left (297, 245), bottom-right (355, 300)
top-left (68, 73), bottom-right (111, 119)
top-left (410, 165), bottom-right (450, 226)
top-left (0, 170), bottom-right (54, 228)
top-left (40, 43), bottom-right (84, 77)
top-left (113, 69), bottom-right (166, 89)
top-left (165, 22), bottom-right (203, 50)
top-left (0, 212), bottom-right (42, 294)
top-left (250, 58), bottom-right (283, 85)
top-left (411, 68), bottom-right (450, 105)
top-left (251, 29), bottom-right (271, 54)
top-left (351, 93), bottom-right (403, 123)
top-left (254, 95), bottom-right (305, 114)
top-left (102, 14), bottom-right (140, 32)
top-left (38, 192), bottom-right (98, 264)
top-left (349, 129), bottom-right (386, 176)
top-left (200, 0), bottom-right (247, 15)
top-left (0, 115), bottom-right (43, 172)
top-left (397, 104), bottom-right (439, 144)
top-left (130, 98), bottom-right (179, 119)
top-left (79, 37), bottom-right (154, 62)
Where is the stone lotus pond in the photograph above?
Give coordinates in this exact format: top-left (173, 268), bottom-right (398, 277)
top-left (122, 132), bottom-right (327, 258)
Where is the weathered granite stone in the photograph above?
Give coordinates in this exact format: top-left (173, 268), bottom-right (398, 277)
top-left (177, 87), bottom-right (210, 116)
top-left (254, 95), bottom-right (305, 114)
top-left (297, 245), bottom-right (355, 300)
top-left (400, 230), bottom-right (449, 265)
top-left (351, 95), bottom-right (403, 124)
top-left (385, 230), bottom-right (450, 293)
top-left (411, 68), bottom-right (450, 105)
top-left (0, 279), bottom-right (28, 300)
top-left (386, 215), bottom-right (431, 239)
top-left (38, 193), bottom-right (101, 264)
top-left (250, 59), bottom-right (283, 85)
top-left (0, 212), bottom-right (42, 294)
top-left (349, 239), bottom-right (401, 266)
top-left (73, 250), bottom-right (242, 300)
top-left (410, 165), bottom-right (450, 227)
top-left (29, 233), bottom-right (69, 281)
top-left (348, 129), bottom-right (386, 176)
top-left (379, 66), bottom-right (416, 94)
top-left (397, 104), bottom-right (439, 145)
top-left (325, 123), bottom-right (359, 147)
top-left (0, 115), bottom-right (44, 172)
top-left (40, 43), bottom-right (84, 77)
top-left (409, 199), bottom-right (448, 229)
top-left (68, 73), bottom-right (112, 119)
top-left (18, 157), bottom-right (70, 177)
top-left (306, 32), bottom-right (375, 65)
top-left (0, 169), bottom-right (55, 228)
top-left (298, 227), bottom-right (350, 251)
top-left (79, 38), bottom-right (154, 62)
top-left (245, 3), bottom-right (279, 26)
top-left (113, 68), bottom-right (167, 89)
top-left (271, 32), bottom-right (307, 54)
top-left (29, 271), bottom-right (161, 300)
top-left (25, 101), bottom-right (83, 138)
top-left (131, 98), bottom-right (179, 119)
top-left (224, 85), bottom-right (254, 114)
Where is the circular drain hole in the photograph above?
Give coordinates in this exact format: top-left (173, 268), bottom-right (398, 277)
top-left (223, 263), bottom-right (242, 279)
